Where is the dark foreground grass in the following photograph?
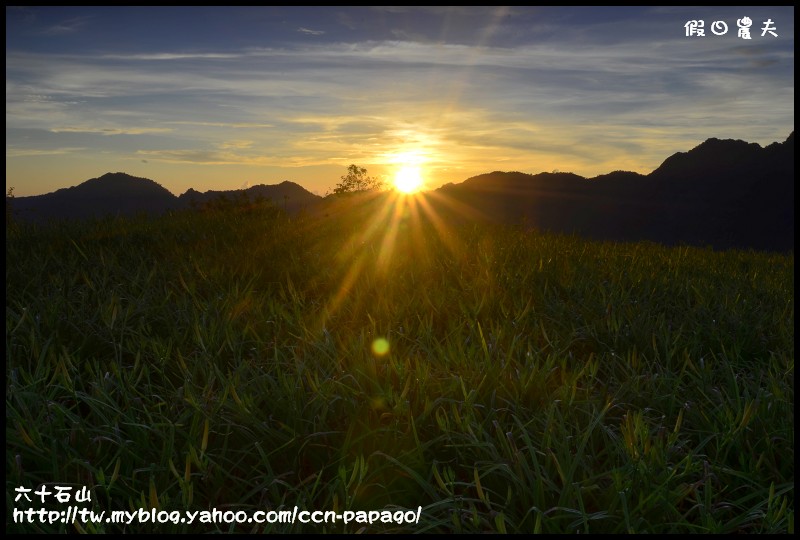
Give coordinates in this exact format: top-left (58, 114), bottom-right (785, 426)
top-left (6, 195), bottom-right (794, 533)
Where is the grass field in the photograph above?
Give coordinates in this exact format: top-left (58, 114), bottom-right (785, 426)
top-left (6, 194), bottom-right (794, 533)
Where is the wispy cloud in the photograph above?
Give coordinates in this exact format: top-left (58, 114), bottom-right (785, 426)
top-left (100, 52), bottom-right (242, 61)
top-left (297, 27), bottom-right (325, 36)
top-left (50, 126), bottom-right (173, 135)
top-left (7, 147), bottom-right (87, 158)
top-left (41, 15), bottom-right (92, 35)
top-left (217, 139), bottom-right (255, 150)
top-left (165, 121), bottom-right (275, 129)
top-left (134, 148), bottom-right (315, 167)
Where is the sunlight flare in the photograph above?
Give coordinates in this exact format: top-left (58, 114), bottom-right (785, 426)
top-left (394, 165), bottom-right (424, 193)
top-left (386, 149), bottom-right (429, 194)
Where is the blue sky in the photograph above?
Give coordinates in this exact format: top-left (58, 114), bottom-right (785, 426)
top-left (6, 6), bottom-right (794, 196)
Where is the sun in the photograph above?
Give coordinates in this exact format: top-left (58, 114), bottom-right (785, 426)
top-left (394, 165), bottom-right (424, 194)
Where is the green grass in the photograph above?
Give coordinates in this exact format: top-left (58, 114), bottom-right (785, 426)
top-left (6, 195), bottom-right (794, 533)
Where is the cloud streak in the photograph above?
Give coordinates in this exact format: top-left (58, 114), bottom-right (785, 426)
top-left (297, 27), bottom-right (325, 36)
top-left (50, 126), bottom-right (173, 135)
top-left (7, 147), bottom-right (87, 157)
top-left (40, 15), bottom-right (92, 35)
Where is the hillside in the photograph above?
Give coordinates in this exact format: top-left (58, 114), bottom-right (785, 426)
top-left (10, 173), bottom-right (322, 223)
top-left (7, 132), bottom-right (794, 251)
top-left (432, 133), bottom-right (794, 251)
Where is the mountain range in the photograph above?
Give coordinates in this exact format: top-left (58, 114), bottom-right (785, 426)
top-left (10, 176), bottom-right (322, 223)
top-left (8, 132), bottom-right (794, 251)
top-left (431, 132), bottom-right (793, 252)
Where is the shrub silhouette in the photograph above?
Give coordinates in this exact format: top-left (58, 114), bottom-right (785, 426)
top-left (333, 164), bottom-right (385, 194)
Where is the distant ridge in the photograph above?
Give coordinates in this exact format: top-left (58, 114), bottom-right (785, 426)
top-left (11, 173), bottom-right (322, 223)
top-left (432, 132), bottom-right (793, 252)
top-left (8, 133), bottom-right (793, 251)
top-left (11, 172), bottom-right (177, 223)
top-left (177, 181), bottom-right (320, 214)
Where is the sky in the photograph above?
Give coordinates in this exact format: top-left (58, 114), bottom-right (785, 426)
top-left (5, 6), bottom-right (795, 197)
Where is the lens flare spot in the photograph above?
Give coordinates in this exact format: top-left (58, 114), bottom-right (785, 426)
top-left (371, 337), bottom-right (390, 356)
top-left (371, 396), bottom-right (386, 411)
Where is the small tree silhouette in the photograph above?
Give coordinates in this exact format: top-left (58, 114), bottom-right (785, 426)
top-left (333, 164), bottom-right (384, 194)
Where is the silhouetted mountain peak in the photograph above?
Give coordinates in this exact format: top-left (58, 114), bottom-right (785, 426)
top-left (12, 172), bottom-right (179, 222)
top-left (650, 136), bottom-right (767, 179)
top-left (51, 172), bottom-right (176, 199)
top-left (11, 131), bottom-right (792, 252)
top-left (588, 170), bottom-right (645, 182)
top-left (177, 179), bottom-right (321, 214)
top-left (764, 131), bottom-right (795, 155)
top-left (429, 132), bottom-right (792, 252)
top-left (459, 170), bottom-right (587, 192)
top-left (13, 173), bottom-right (327, 223)
top-left (91, 171), bottom-right (165, 189)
